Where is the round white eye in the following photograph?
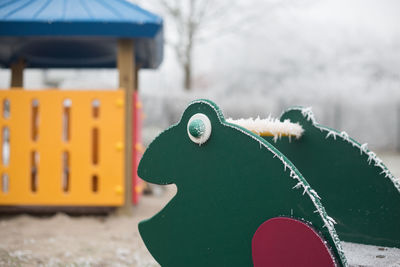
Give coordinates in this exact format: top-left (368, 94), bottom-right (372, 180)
top-left (187, 113), bottom-right (212, 145)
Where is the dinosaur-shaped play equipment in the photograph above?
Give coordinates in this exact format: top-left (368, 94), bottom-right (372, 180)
top-left (138, 99), bottom-right (400, 267)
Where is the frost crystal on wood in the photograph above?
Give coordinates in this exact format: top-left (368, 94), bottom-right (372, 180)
top-left (301, 107), bottom-right (316, 123)
top-left (326, 131), bottom-right (337, 140)
top-left (285, 106), bottom-right (400, 194)
top-left (226, 116), bottom-right (304, 140)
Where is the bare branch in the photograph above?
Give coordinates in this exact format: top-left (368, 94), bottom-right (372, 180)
top-left (143, 0), bottom-right (293, 90)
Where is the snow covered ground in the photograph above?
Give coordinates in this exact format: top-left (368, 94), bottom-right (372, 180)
top-left (343, 241), bottom-right (400, 267)
top-left (0, 188), bottom-right (177, 266)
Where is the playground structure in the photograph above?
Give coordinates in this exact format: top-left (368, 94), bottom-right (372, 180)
top-left (138, 99), bottom-right (400, 266)
top-left (0, 0), bottom-right (163, 210)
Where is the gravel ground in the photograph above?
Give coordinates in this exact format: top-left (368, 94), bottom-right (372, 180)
top-left (0, 186), bottom-right (176, 267)
top-left (0, 153), bottom-right (399, 267)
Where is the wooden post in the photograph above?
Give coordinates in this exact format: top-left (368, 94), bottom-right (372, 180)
top-left (397, 103), bottom-right (400, 152)
top-left (10, 59), bottom-right (25, 88)
top-left (117, 39), bottom-right (135, 215)
top-left (135, 66), bottom-right (140, 91)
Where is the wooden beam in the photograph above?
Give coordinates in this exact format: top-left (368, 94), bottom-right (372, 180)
top-left (10, 59), bottom-right (25, 88)
top-left (117, 39), bottom-right (136, 215)
top-left (134, 66), bottom-right (140, 91)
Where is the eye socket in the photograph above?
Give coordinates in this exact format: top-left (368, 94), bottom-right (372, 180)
top-left (187, 113), bottom-right (212, 144)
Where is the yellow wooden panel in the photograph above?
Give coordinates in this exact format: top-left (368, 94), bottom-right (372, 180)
top-left (0, 90), bottom-right (124, 206)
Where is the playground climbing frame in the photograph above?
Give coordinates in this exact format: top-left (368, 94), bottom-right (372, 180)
top-left (0, 90), bottom-right (125, 206)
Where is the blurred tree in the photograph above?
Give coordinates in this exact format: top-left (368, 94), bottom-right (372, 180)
top-left (135, 0), bottom-right (276, 90)
top-left (154, 0), bottom-right (241, 90)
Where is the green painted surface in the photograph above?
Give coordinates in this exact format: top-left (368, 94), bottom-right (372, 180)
top-left (138, 100), bottom-right (346, 267)
top-left (263, 107), bottom-right (400, 248)
top-left (188, 119), bottom-right (205, 137)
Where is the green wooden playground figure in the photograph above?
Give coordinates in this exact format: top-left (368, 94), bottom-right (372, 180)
top-left (265, 107), bottom-right (400, 248)
top-left (138, 99), bottom-right (400, 267)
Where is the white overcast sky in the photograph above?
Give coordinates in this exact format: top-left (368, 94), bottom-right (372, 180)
top-left (298, 0), bottom-right (399, 40)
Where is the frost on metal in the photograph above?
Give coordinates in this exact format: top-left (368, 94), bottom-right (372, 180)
top-left (189, 100), bottom-right (347, 266)
top-left (288, 106), bottom-right (400, 194)
top-left (226, 116), bottom-right (304, 141)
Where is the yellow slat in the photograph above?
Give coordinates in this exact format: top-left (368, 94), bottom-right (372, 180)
top-left (0, 90), bottom-right (124, 206)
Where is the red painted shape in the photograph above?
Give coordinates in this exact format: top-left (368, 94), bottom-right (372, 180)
top-left (252, 217), bottom-right (336, 267)
top-left (132, 91), bottom-right (143, 205)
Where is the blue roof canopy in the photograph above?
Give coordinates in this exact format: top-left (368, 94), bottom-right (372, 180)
top-left (0, 0), bottom-right (164, 69)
